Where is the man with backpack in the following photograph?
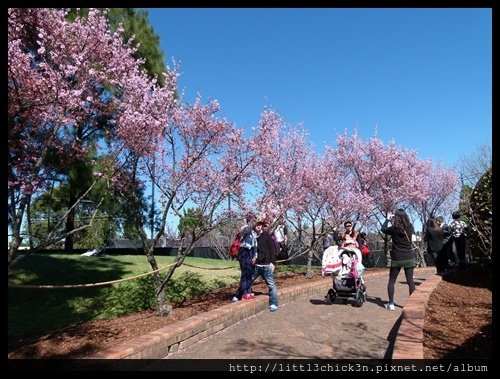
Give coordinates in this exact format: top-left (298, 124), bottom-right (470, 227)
top-left (231, 213), bottom-right (258, 302)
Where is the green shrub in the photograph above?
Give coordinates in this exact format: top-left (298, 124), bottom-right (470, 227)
top-left (468, 168), bottom-right (492, 266)
top-left (166, 271), bottom-right (209, 303)
top-left (99, 276), bottom-right (157, 318)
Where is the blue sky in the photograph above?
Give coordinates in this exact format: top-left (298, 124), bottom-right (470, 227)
top-left (147, 8), bottom-right (491, 169)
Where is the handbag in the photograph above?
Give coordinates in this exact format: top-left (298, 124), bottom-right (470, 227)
top-left (229, 233), bottom-right (240, 259)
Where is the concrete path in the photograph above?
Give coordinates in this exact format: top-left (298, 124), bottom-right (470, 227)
top-left (166, 267), bottom-right (436, 359)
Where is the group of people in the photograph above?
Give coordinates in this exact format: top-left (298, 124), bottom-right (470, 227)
top-left (323, 221), bottom-right (370, 264)
top-left (383, 209), bottom-right (468, 311)
top-left (231, 208), bottom-right (468, 314)
top-left (231, 213), bottom-right (287, 312)
top-left (424, 211), bottom-right (469, 272)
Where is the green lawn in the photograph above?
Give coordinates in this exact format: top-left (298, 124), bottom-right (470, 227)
top-left (8, 253), bottom-right (306, 337)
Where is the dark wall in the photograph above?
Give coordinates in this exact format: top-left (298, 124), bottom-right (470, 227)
top-left (35, 246), bottom-right (221, 258)
top-left (36, 244), bottom-right (407, 269)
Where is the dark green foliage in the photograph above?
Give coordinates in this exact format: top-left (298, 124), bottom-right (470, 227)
top-left (166, 272), bottom-right (210, 304)
top-left (100, 276), bottom-right (157, 317)
top-left (27, 154), bottom-right (139, 249)
top-left (106, 8), bottom-right (167, 87)
top-left (178, 208), bottom-right (207, 237)
top-left (467, 168), bottom-right (491, 264)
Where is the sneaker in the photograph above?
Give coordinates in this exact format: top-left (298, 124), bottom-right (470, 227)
top-left (242, 294), bottom-right (256, 300)
top-left (231, 296), bottom-right (239, 303)
top-left (384, 303), bottom-right (395, 311)
top-left (269, 304), bottom-right (278, 312)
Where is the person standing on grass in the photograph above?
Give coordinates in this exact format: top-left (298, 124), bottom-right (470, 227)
top-left (252, 219), bottom-right (279, 312)
top-left (381, 209), bottom-right (416, 311)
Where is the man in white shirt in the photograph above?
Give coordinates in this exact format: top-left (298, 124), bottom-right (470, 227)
top-left (273, 217), bottom-right (288, 261)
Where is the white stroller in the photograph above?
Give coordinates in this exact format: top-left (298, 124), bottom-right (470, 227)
top-left (322, 245), bottom-right (367, 307)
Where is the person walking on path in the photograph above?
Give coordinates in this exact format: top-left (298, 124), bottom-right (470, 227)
top-left (381, 209), bottom-right (416, 311)
top-left (252, 219), bottom-right (279, 312)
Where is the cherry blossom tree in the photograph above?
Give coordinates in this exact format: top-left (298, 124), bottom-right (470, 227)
top-left (245, 110), bottom-right (311, 223)
top-left (322, 143), bottom-right (374, 226)
top-left (410, 160), bottom-right (459, 231)
top-left (333, 131), bottom-right (428, 224)
top-left (8, 8), bottom-right (177, 269)
top-left (331, 131), bottom-right (430, 257)
top-left (291, 153), bottom-right (332, 271)
top-left (124, 96), bottom-right (250, 314)
top-left (291, 151), bottom-right (357, 276)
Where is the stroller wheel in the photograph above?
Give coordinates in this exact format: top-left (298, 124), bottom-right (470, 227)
top-left (326, 289), bottom-right (336, 304)
top-left (355, 289), bottom-right (364, 307)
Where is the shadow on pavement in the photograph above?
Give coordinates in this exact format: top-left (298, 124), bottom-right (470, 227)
top-left (384, 315), bottom-right (403, 359)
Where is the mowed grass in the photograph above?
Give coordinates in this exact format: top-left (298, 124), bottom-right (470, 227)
top-left (8, 254), bottom-right (241, 286)
top-left (8, 253), bottom-right (307, 337)
top-left (8, 254), bottom-right (240, 337)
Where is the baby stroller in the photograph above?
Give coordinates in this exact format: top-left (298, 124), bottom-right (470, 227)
top-left (322, 246), bottom-right (367, 307)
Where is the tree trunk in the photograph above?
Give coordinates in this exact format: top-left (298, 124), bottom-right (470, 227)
top-left (143, 241), bottom-right (171, 315)
top-left (64, 187), bottom-right (76, 252)
top-left (306, 248), bottom-right (315, 279)
top-left (8, 190), bottom-right (30, 272)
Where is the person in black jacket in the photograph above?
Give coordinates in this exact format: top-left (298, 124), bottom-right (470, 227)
top-left (449, 211), bottom-right (469, 268)
top-left (251, 220), bottom-right (279, 312)
top-left (381, 209), bottom-right (416, 311)
top-left (424, 217), bottom-right (447, 273)
top-left (436, 216), bottom-right (453, 268)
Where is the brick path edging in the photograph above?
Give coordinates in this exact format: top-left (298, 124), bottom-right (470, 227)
top-left (86, 270), bottom-right (388, 360)
top-left (391, 272), bottom-right (443, 359)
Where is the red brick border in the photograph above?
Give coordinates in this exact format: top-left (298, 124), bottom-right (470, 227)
top-left (392, 272), bottom-right (443, 359)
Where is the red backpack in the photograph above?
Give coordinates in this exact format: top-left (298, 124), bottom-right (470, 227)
top-left (361, 243), bottom-right (370, 256)
top-left (229, 233), bottom-right (241, 259)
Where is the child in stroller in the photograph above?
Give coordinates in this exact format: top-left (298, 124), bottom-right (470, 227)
top-left (322, 244), bottom-right (367, 307)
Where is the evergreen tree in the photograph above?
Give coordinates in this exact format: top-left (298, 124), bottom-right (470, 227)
top-left (47, 8), bottom-right (170, 250)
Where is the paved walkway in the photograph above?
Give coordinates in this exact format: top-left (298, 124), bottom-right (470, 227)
top-left (166, 267), bottom-right (436, 359)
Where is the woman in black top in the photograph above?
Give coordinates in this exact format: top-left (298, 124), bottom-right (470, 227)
top-left (381, 209), bottom-right (416, 311)
top-left (424, 217), bottom-right (447, 273)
